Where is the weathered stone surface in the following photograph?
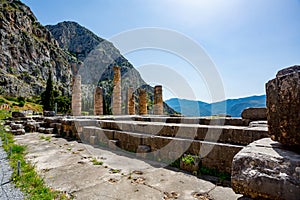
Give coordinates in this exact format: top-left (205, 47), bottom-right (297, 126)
top-left (112, 66), bottom-right (121, 115)
top-left (232, 138), bottom-right (300, 200)
top-left (10, 123), bottom-right (24, 130)
top-left (127, 87), bottom-right (135, 115)
top-left (44, 128), bottom-right (54, 134)
top-left (249, 121), bottom-right (268, 128)
top-left (44, 111), bottom-right (56, 117)
top-left (94, 86), bottom-right (103, 115)
top-left (12, 112), bottom-right (25, 118)
top-left (266, 65), bottom-right (300, 147)
top-left (38, 127), bottom-right (45, 133)
top-left (241, 107), bottom-right (267, 120)
top-left (17, 129), bottom-right (25, 135)
top-left (72, 75), bottom-right (82, 116)
top-left (139, 89), bottom-right (147, 115)
top-left (0, 0), bottom-right (72, 97)
top-left (154, 85), bottom-right (163, 115)
top-left (25, 122), bottom-right (39, 132)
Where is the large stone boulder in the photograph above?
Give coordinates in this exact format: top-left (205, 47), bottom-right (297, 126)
top-left (266, 65), bottom-right (300, 147)
top-left (241, 107), bottom-right (267, 120)
top-left (232, 138), bottom-right (300, 200)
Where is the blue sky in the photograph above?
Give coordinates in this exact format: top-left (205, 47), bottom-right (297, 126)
top-left (23, 0), bottom-right (300, 102)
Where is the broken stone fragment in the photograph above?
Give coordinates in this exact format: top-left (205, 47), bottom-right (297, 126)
top-left (266, 65), bottom-right (300, 147)
top-left (232, 138), bottom-right (300, 200)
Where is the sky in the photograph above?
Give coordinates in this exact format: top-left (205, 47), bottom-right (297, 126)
top-left (22, 0), bottom-right (300, 102)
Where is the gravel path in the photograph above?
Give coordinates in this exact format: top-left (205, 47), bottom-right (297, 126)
top-left (0, 139), bottom-right (24, 200)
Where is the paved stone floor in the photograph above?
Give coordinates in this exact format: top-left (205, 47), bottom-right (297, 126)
top-left (14, 133), bottom-right (249, 200)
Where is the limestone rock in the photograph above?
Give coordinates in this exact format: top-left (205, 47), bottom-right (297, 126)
top-left (232, 138), bottom-right (300, 200)
top-left (44, 111), bottom-right (56, 117)
top-left (0, 0), bottom-right (73, 97)
top-left (241, 108), bottom-right (267, 120)
top-left (12, 112), bottom-right (25, 118)
top-left (10, 123), bottom-right (24, 130)
top-left (266, 65), bottom-right (300, 147)
top-left (25, 122), bottom-right (39, 132)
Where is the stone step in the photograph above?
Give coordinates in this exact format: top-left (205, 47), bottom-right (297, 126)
top-left (100, 115), bottom-right (251, 126)
top-left (99, 120), bottom-right (269, 146)
top-left (81, 126), bottom-right (244, 173)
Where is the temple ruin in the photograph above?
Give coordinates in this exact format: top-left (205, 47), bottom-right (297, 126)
top-left (112, 66), bottom-right (121, 115)
top-left (94, 86), bottom-right (103, 115)
top-left (127, 87), bottom-right (135, 115)
top-left (154, 85), bottom-right (163, 115)
top-left (71, 75), bottom-right (82, 116)
top-left (139, 89), bottom-right (147, 115)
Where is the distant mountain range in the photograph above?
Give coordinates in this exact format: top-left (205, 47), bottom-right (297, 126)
top-left (165, 95), bottom-right (266, 117)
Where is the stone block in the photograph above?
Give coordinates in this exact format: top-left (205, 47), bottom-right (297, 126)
top-left (44, 128), bottom-right (54, 134)
top-left (266, 65), bottom-right (300, 147)
top-left (38, 127), bottom-right (45, 133)
top-left (12, 111), bottom-right (25, 118)
top-left (232, 138), bottom-right (300, 200)
top-left (94, 128), bottom-right (114, 146)
top-left (15, 129), bottom-right (25, 135)
top-left (241, 107), bottom-right (267, 120)
top-left (108, 140), bottom-right (119, 150)
top-left (90, 136), bottom-right (97, 145)
top-left (10, 123), bottom-right (24, 130)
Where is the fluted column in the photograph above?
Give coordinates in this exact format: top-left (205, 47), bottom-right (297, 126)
top-left (127, 87), bottom-right (135, 115)
top-left (72, 75), bottom-right (82, 116)
top-left (94, 86), bottom-right (103, 115)
top-left (139, 89), bottom-right (147, 115)
top-left (154, 85), bottom-right (163, 115)
top-left (112, 66), bottom-right (121, 115)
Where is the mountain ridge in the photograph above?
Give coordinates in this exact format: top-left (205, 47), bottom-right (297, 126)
top-left (0, 0), bottom-right (74, 97)
top-left (46, 21), bottom-right (176, 115)
top-left (165, 94), bottom-right (266, 117)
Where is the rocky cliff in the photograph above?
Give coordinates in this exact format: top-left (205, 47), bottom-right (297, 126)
top-left (0, 0), bottom-right (74, 97)
top-left (47, 21), bottom-right (175, 114)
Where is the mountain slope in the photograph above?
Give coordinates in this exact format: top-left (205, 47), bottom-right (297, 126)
top-left (166, 95), bottom-right (266, 117)
top-left (0, 0), bottom-right (74, 97)
top-left (47, 21), bottom-right (175, 114)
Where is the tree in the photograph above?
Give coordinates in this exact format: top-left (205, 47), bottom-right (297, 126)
top-left (42, 69), bottom-right (55, 111)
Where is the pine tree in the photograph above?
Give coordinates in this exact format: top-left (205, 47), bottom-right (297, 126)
top-left (42, 69), bottom-right (55, 111)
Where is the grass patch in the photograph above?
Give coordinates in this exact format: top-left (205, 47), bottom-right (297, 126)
top-left (91, 158), bottom-right (103, 166)
top-left (0, 126), bottom-right (69, 199)
top-left (39, 135), bottom-right (51, 142)
top-left (109, 168), bottom-right (121, 174)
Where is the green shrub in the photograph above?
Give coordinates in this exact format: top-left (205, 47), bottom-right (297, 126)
top-left (18, 101), bottom-right (25, 107)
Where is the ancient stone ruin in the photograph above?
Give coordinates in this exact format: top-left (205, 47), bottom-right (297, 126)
top-left (127, 87), bottom-right (135, 115)
top-left (112, 66), bottom-right (122, 115)
top-left (266, 65), bottom-right (300, 147)
top-left (71, 75), bottom-right (82, 116)
top-left (154, 85), bottom-right (163, 115)
top-left (94, 86), bottom-right (103, 115)
top-left (232, 65), bottom-right (300, 200)
top-left (139, 89), bottom-right (147, 115)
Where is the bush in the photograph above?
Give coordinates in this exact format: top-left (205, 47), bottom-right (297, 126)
top-left (18, 101), bottom-right (25, 107)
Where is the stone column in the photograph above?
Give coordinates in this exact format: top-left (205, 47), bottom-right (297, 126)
top-left (72, 75), bottom-right (82, 116)
top-left (127, 87), bottom-right (135, 115)
top-left (154, 85), bottom-right (163, 115)
top-left (94, 86), bottom-right (103, 115)
top-left (139, 89), bottom-right (147, 115)
top-left (112, 66), bottom-right (121, 115)
top-left (266, 65), bottom-right (300, 147)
